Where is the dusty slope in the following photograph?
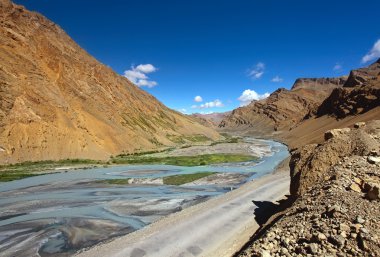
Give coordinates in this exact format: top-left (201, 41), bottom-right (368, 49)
top-left (0, 0), bottom-right (220, 164)
top-left (219, 77), bottom-right (346, 134)
top-left (239, 121), bottom-right (380, 257)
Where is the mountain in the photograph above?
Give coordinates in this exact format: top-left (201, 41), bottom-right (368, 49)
top-left (220, 59), bottom-right (380, 149)
top-left (0, 0), bottom-right (220, 164)
top-left (283, 59), bottom-right (380, 148)
top-left (191, 112), bottom-right (231, 128)
top-left (219, 77), bottom-right (346, 135)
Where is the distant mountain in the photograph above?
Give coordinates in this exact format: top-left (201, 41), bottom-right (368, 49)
top-left (191, 112), bottom-right (231, 128)
top-left (0, 0), bottom-right (219, 163)
top-left (219, 77), bottom-right (346, 134)
top-left (220, 59), bottom-right (380, 149)
top-left (284, 58), bottom-right (380, 148)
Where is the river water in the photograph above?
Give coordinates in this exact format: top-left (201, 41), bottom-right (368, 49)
top-left (0, 138), bottom-right (289, 257)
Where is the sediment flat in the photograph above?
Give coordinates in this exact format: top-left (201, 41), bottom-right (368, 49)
top-left (77, 170), bottom-right (289, 257)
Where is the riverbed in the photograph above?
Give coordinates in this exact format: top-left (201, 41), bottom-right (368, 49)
top-left (0, 138), bottom-right (289, 257)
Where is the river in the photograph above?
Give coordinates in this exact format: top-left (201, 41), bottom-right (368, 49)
top-left (0, 138), bottom-right (289, 257)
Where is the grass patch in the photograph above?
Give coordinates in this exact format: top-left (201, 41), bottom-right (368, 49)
top-left (0, 172), bottom-right (40, 182)
top-left (111, 153), bottom-right (256, 166)
top-left (163, 172), bottom-right (216, 185)
top-left (210, 136), bottom-right (240, 146)
top-left (0, 159), bottom-right (105, 182)
top-left (167, 134), bottom-right (211, 144)
top-left (96, 179), bottom-right (130, 185)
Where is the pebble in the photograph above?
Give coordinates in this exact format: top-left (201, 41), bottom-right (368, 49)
top-left (367, 156), bottom-right (380, 164)
top-left (356, 216), bottom-right (365, 224)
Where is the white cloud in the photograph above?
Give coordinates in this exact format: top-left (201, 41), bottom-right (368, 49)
top-left (192, 99), bottom-right (224, 109)
top-left (333, 63), bottom-right (343, 72)
top-left (271, 75), bottom-right (283, 83)
top-left (194, 96), bottom-right (203, 102)
top-left (178, 108), bottom-right (188, 114)
top-left (362, 39), bottom-right (380, 63)
top-left (124, 64), bottom-right (158, 88)
top-left (238, 89), bottom-right (270, 106)
top-left (248, 62), bottom-right (265, 79)
top-left (135, 64), bottom-right (157, 73)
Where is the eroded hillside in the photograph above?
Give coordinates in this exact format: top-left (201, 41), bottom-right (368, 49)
top-left (239, 121), bottom-right (380, 257)
top-left (0, 0), bottom-right (220, 163)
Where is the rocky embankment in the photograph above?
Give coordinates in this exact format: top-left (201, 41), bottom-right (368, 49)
top-left (239, 120), bottom-right (380, 256)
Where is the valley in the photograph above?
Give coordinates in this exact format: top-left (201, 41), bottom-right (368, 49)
top-left (0, 138), bottom-right (289, 256)
top-left (1, 0), bottom-right (380, 256)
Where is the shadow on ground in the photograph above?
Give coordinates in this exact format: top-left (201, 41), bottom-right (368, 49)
top-left (252, 200), bottom-right (279, 226)
top-left (232, 195), bottom-right (296, 257)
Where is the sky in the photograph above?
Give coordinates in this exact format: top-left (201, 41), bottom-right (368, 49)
top-left (14, 0), bottom-right (380, 114)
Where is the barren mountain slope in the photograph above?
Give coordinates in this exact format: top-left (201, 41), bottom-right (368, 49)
top-left (191, 112), bottom-right (231, 128)
top-left (219, 77), bottom-right (345, 134)
top-left (282, 59), bottom-right (380, 148)
top-left (0, 0), bottom-right (220, 163)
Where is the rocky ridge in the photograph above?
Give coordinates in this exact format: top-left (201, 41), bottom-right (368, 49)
top-left (0, 1), bottom-right (219, 163)
top-left (316, 59), bottom-right (380, 119)
top-left (219, 77), bottom-right (346, 133)
top-left (239, 120), bottom-right (380, 257)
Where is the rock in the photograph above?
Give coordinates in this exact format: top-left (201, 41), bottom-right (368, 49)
top-left (357, 234), bottom-right (369, 251)
top-left (349, 182), bottom-right (362, 193)
top-left (352, 223), bottom-right (363, 233)
top-left (353, 177), bottom-right (362, 185)
top-left (329, 235), bottom-right (346, 248)
top-left (258, 249), bottom-right (272, 257)
top-left (326, 205), bottom-right (341, 218)
top-left (354, 122), bottom-right (366, 128)
top-left (367, 156), bottom-right (380, 164)
top-left (324, 128), bottom-right (351, 141)
top-left (355, 216), bottom-right (365, 224)
top-left (339, 223), bottom-right (351, 232)
top-left (308, 243), bottom-right (319, 254)
top-left (360, 227), bottom-right (369, 234)
top-left (366, 184), bottom-right (380, 200)
top-left (318, 233), bottom-right (327, 241)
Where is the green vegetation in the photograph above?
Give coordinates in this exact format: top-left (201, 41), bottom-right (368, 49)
top-left (111, 153), bottom-right (256, 166)
top-left (163, 172), bottom-right (216, 185)
top-left (0, 172), bottom-right (40, 182)
top-left (96, 178), bottom-right (130, 185)
top-left (0, 159), bottom-right (104, 182)
top-left (210, 136), bottom-right (240, 146)
top-left (167, 134), bottom-right (211, 144)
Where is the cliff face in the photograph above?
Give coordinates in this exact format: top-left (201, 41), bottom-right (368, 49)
top-left (0, 1), bottom-right (220, 163)
top-left (317, 59), bottom-right (380, 119)
top-left (219, 77), bottom-right (345, 133)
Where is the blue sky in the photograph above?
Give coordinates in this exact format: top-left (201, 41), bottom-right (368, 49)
top-left (14, 0), bottom-right (380, 114)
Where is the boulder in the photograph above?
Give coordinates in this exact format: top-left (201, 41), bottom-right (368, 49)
top-left (324, 128), bottom-right (351, 141)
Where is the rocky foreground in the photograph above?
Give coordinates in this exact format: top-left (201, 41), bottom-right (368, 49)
top-left (239, 120), bottom-right (380, 257)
